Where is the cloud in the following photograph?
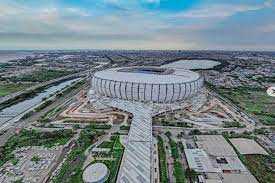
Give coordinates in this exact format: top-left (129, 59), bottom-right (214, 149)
top-left (175, 3), bottom-right (266, 19)
top-left (0, 0), bottom-right (274, 50)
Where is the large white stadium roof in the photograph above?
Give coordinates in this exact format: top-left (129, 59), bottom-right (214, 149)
top-left (94, 67), bottom-right (200, 84)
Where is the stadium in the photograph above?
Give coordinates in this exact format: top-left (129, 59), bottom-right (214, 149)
top-left (92, 66), bottom-right (204, 103)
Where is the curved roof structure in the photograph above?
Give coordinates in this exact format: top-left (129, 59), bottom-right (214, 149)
top-left (92, 66), bottom-right (204, 103)
top-left (82, 163), bottom-right (109, 183)
top-left (162, 59), bottom-right (221, 70)
top-left (94, 67), bottom-right (200, 84)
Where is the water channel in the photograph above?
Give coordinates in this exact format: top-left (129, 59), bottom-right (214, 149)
top-left (0, 78), bottom-right (79, 128)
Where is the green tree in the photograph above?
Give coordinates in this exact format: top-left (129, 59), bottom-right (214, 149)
top-left (185, 168), bottom-right (198, 182)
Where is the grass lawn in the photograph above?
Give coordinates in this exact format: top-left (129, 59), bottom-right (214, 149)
top-left (0, 83), bottom-right (30, 97)
top-left (216, 86), bottom-right (275, 125)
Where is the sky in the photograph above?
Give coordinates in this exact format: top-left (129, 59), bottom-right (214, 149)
top-left (0, 0), bottom-right (274, 50)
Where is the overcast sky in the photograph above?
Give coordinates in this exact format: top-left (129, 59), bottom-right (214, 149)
top-left (0, 0), bottom-right (274, 50)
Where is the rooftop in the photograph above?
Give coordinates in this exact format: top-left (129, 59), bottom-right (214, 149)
top-left (196, 135), bottom-right (236, 157)
top-left (82, 163), bottom-right (109, 183)
top-left (184, 149), bottom-right (220, 173)
top-left (101, 98), bottom-right (152, 183)
top-left (162, 59), bottom-right (221, 70)
top-left (94, 67), bottom-right (200, 84)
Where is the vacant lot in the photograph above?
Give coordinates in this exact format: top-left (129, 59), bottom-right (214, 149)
top-left (230, 138), bottom-right (268, 155)
top-left (217, 87), bottom-right (275, 125)
top-left (0, 83), bottom-right (30, 97)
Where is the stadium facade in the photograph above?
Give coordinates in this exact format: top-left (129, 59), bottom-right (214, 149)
top-left (92, 66), bottom-right (204, 103)
top-left (91, 66), bottom-right (204, 183)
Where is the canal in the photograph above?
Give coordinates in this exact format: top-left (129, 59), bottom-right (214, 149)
top-left (0, 78), bottom-right (79, 128)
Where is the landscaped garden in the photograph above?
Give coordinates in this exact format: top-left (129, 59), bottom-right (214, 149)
top-left (157, 135), bottom-right (169, 183)
top-left (52, 127), bottom-right (104, 183)
top-left (165, 132), bottom-right (186, 183)
top-left (92, 135), bottom-right (124, 183)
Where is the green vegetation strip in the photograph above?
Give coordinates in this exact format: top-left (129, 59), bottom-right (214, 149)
top-left (0, 129), bottom-right (74, 167)
top-left (165, 132), bottom-right (186, 183)
top-left (10, 69), bottom-right (74, 82)
top-left (156, 120), bottom-right (193, 128)
top-left (223, 121), bottom-right (245, 128)
top-left (174, 161), bottom-right (186, 183)
top-left (92, 135), bottom-right (124, 183)
top-left (157, 136), bottom-right (169, 183)
top-left (52, 127), bottom-right (105, 183)
top-left (0, 83), bottom-right (30, 97)
top-left (119, 125), bottom-right (130, 131)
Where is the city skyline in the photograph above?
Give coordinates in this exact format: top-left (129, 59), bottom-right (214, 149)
top-left (0, 0), bottom-right (275, 50)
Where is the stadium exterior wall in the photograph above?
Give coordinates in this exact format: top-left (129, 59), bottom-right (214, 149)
top-left (91, 75), bottom-right (204, 103)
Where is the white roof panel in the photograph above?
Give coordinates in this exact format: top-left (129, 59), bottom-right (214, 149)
top-left (101, 98), bottom-right (153, 183)
top-left (94, 67), bottom-right (200, 84)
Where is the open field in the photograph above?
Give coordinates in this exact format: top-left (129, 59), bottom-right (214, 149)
top-left (0, 83), bottom-right (30, 97)
top-left (216, 87), bottom-right (275, 125)
top-left (10, 69), bottom-right (74, 82)
top-left (230, 138), bottom-right (268, 155)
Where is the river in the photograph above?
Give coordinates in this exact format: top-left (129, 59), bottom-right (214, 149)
top-left (0, 78), bottom-right (79, 129)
